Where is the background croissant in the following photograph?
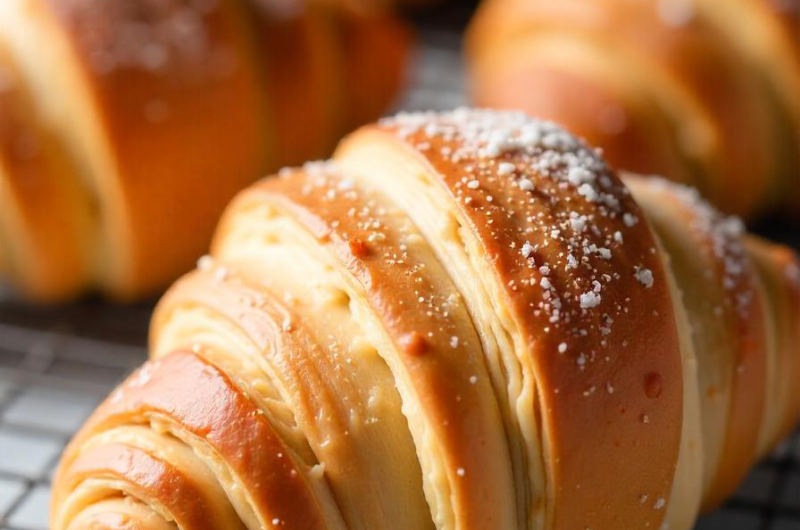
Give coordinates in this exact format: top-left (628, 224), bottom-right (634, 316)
top-left (52, 109), bottom-right (800, 530)
top-left (466, 0), bottom-right (800, 220)
top-left (0, 0), bottom-right (410, 302)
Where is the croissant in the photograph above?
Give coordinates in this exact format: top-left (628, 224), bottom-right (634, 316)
top-left (466, 0), bottom-right (800, 220)
top-left (52, 109), bottom-right (800, 530)
top-left (0, 0), bottom-right (409, 302)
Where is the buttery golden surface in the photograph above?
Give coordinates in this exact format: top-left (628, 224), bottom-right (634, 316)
top-left (467, 0), bottom-right (800, 219)
top-left (0, 0), bottom-right (409, 301)
top-left (53, 110), bottom-right (800, 530)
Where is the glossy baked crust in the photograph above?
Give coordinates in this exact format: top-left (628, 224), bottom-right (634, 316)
top-left (53, 110), bottom-right (800, 530)
top-left (0, 0), bottom-right (410, 301)
top-left (467, 0), bottom-right (800, 219)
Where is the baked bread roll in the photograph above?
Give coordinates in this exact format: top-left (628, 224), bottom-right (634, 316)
top-left (0, 0), bottom-right (410, 302)
top-left (467, 0), bottom-right (800, 220)
top-left (52, 109), bottom-right (800, 530)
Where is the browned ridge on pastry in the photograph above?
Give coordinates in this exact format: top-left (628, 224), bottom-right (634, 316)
top-left (0, 0), bottom-right (410, 302)
top-left (53, 109), bottom-right (800, 530)
top-left (467, 0), bottom-right (800, 220)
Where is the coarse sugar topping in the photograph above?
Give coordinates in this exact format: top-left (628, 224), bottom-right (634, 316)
top-left (379, 109), bottom-right (663, 376)
top-left (646, 177), bottom-right (755, 318)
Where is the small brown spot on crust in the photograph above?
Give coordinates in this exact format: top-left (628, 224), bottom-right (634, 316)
top-left (645, 372), bottom-right (663, 399)
top-left (348, 238), bottom-right (370, 258)
top-left (400, 332), bottom-right (429, 356)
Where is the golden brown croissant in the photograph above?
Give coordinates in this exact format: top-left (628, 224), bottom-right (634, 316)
top-left (466, 0), bottom-right (800, 220)
top-left (0, 0), bottom-right (410, 302)
top-left (52, 109), bottom-right (800, 530)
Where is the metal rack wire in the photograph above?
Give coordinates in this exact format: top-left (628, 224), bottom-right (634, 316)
top-left (0, 29), bottom-right (797, 530)
top-left (0, 300), bottom-right (149, 530)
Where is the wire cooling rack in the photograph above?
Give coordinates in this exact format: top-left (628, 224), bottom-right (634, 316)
top-left (0, 28), bottom-right (797, 530)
